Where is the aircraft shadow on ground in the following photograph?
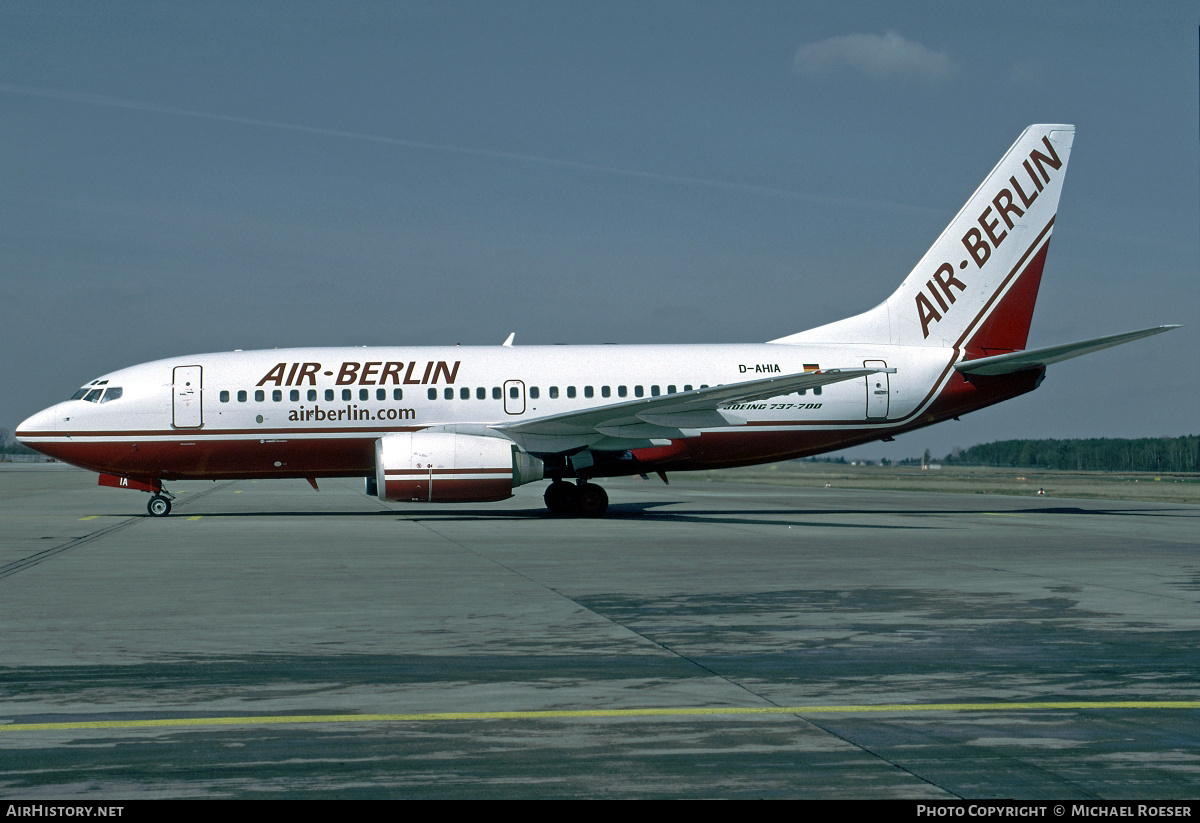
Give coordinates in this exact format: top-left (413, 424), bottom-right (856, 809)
top-left (158, 501), bottom-right (1191, 528)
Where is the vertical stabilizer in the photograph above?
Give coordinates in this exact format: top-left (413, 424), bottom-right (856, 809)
top-left (772, 125), bottom-right (1074, 354)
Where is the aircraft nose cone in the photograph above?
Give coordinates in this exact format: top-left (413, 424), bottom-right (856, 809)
top-left (15, 406), bottom-right (59, 441)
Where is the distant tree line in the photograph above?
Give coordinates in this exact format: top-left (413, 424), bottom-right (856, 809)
top-left (940, 436), bottom-right (1200, 473)
top-left (0, 428), bottom-right (36, 455)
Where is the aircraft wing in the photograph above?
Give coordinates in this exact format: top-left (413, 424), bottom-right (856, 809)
top-left (492, 367), bottom-right (891, 445)
top-left (955, 326), bottom-right (1179, 377)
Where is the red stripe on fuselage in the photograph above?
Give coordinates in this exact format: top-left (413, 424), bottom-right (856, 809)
top-left (384, 467), bottom-right (512, 476)
top-left (32, 437), bottom-right (378, 480)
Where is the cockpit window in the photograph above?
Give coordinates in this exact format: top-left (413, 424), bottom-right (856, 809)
top-left (100, 387), bottom-right (123, 403)
top-left (74, 379), bottom-right (113, 401)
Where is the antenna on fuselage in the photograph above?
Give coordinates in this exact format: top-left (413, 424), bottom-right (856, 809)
top-left (502, 333), bottom-right (515, 347)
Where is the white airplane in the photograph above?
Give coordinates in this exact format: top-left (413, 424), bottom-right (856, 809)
top-left (16, 125), bottom-right (1177, 517)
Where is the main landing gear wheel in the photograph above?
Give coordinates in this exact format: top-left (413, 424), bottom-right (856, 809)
top-left (576, 483), bottom-right (608, 518)
top-left (544, 481), bottom-right (578, 515)
top-left (147, 495), bottom-right (172, 517)
top-left (544, 480), bottom-right (609, 517)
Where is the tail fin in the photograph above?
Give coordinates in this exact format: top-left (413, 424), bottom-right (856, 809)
top-left (772, 124), bottom-right (1074, 354)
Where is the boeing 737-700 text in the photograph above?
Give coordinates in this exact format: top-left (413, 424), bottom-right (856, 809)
top-left (16, 125), bottom-right (1177, 517)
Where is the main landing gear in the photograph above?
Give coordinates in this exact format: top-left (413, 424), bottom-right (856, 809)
top-left (544, 480), bottom-right (608, 518)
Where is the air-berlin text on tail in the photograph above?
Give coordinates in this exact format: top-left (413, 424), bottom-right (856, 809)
top-left (256, 360), bottom-right (461, 387)
top-left (917, 135), bottom-right (1063, 339)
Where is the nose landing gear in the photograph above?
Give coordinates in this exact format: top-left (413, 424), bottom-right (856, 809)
top-left (98, 473), bottom-right (175, 517)
top-left (147, 493), bottom-right (173, 517)
top-left (544, 480), bottom-right (608, 517)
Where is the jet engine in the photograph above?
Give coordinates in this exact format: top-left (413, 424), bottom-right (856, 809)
top-left (374, 432), bottom-right (543, 503)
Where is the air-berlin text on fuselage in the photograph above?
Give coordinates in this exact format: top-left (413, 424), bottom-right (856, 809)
top-left (916, 135), bottom-right (1063, 339)
top-left (256, 361), bottom-right (461, 387)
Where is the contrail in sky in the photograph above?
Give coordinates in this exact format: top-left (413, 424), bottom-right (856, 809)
top-left (0, 82), bottom-right (936, 216)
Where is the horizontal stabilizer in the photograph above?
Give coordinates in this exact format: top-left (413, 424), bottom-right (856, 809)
top-left (954, 326), bottom-right (1179, 376)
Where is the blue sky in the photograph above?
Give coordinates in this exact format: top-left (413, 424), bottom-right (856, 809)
top-left (2, 2), bottom-right (1196, 461)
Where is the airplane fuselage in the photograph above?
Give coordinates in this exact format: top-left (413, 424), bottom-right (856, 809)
top-left (15, 342), bottom-right (1031, 483)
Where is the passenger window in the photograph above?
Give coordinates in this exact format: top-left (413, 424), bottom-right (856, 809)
top-left (798, 389), bottom-right (806, 396)
top-left (308, 389), bottom-right (317, 401)
top-left (476, 387), bottom-right (485, 400)
top-left (509, 386), bottom-right (519, 399)
top-left (255, 390), bottom-right (265, 402)
top-left (444, 387), bottom-right (453, 400)
top-left (325, 389), bottom-right (334, 401)
top-left (684, 385), bottom-right (693, 392)
top-left (342, 389), bottom-right (352, 401)
top-left (290, 390), bottom-right (299, 401)
top-left (617, 386), bottom-right (627, 397)
top-left (220, 391), bottom-right (230, 403)
top-left (634, 386), bottom-right (644, 397)
top-left (238, 390), bottom-right (247, 402)
top-left (549, 386), bottom-right (559, 399)
top-left (602, 386), bottom-right (611, 398)
top-left (650, 385), bottom-right (660, 397)
top-left (460, 387), bottom-right (470, 400)
top-left (428, 388), bottom-right (437, 400)
top-left (272, 390), bottom-right (282, 402)
top-left (567, 386), bottom-right (576, 398)
top-left (377, 389), bottom-right (386, 401)
top-left (667, 385), bottom-right (676, 394)
top-left (814, 386), bottom-right (822, 396)
top-left (493, 387), bottom-right (501, 400)
top-left (101, 387), bottom-right (123, 403)
top-left (393, 388), bottom-right (403, 401)
top-left (584, 386), bottom-right (594, 398)
top-left (530, 387), bottom-right (540, 399)
top-left (359, 388), bottom-right (369, 401)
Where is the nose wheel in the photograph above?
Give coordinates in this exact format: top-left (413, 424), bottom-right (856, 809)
top-left (147, 494), bottom-right (173, 517)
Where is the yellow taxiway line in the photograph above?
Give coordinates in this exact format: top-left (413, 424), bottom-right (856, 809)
top-left (3, 701), bottom-right (1197, 733)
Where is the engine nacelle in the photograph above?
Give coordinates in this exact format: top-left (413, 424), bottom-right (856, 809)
top-left (375, 432), bottom-right (543, 503)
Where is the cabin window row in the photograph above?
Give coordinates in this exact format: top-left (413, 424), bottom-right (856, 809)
top-left (219, 388), bottom-right (408, 403)
top-left (425, 384), bottom-right (700, 400)
top-left (215, 383), bottom-right (717, 404)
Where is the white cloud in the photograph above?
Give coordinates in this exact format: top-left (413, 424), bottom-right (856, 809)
top-left (793, 31), bottom-right (954, 83)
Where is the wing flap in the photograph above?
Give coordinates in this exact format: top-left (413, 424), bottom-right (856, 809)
top-left (637, 409), bottom-right (746, 428)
